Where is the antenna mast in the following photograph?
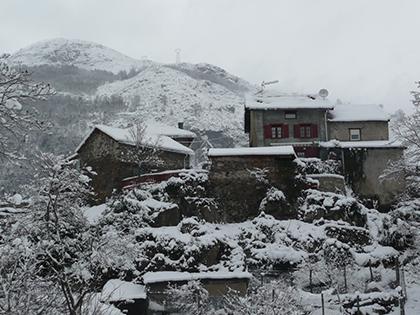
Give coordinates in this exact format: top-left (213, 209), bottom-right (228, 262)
top-left (260, 80), bottom-right (279, 96)
top-left (175, 48), bottom-right (181, 64)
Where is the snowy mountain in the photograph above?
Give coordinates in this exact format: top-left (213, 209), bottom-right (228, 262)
top-left (8, 38), bottom-right (153, 74)
top-left (7, 38), bottom-right (257, 149)
top-left (96, 64), bottom-right (252, 142)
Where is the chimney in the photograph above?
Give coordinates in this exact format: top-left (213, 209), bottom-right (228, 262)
top-left (178, 122), bottom-right (184, 129)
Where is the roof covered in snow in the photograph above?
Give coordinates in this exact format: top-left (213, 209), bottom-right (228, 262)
top-left (246, 90), bottom-right (333, 110)
top-left (142, 271), bottom-right (252, 284)
top-left (76, 123), bottom-right (194, 155)
top-left (329, 104), bottom-right (390, 122)
top-left (101, 279), bottom-right (146, 302)
top-left (145, 122), bottom-right (196, 139)
top-left (208, 146), bottom-right (296, 157)
top-left (320, 140), bottom-right (405, 149)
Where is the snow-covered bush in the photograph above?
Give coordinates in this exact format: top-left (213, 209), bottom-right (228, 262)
top-left (223, 280), bottom-right (303, 315)
top-left (166, 280), bottom-right (213, 315)
top-left (99, 187), bottom-right (179, 232)
top-left (299, 189), bottom-right (367, 226)
top-left (298, 157), bottom-right (342, 175)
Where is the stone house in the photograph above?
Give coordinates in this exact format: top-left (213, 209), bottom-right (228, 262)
top-left (244, 89), bottom-right (405, 206)
top-left (74, 123), bottom-right (195, 202)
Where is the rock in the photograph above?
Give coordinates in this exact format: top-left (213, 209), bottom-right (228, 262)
top-left (259, 187), bottom-right (296, 220)
top-left (325, 224), bottom-right (372, 247)
top-left (151, 205), bottom-right (180, 227)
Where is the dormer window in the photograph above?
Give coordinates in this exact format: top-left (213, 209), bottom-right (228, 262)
top-left (285, 111), bottom-right (297, 119)
top-left (349, 128), bottom-right (361, 141)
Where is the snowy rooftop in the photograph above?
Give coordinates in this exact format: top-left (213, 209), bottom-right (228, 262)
top-left (208, 146), bottom-right (296, 157)
top-left (101, 279), bottom-right (146, 302)
top-left (142, 271), bottom-right (252, 284)
top-left (320, 140), bottom-right (405, 149)
top-left (329, 104), bottom-right (389, 122)
top-left (76, 123), bottom-right (194, 155)
top-left (145, 122), bottom-right (196, 139)
top-left (246, 90), bottom-right (333, 110)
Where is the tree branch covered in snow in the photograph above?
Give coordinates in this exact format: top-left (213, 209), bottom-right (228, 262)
top-left (383, 84), bottom-right (420, 200)
top-left (0, 61), bottom-right (54, 161)
top-left (223, 280), bottom-right (303, 315)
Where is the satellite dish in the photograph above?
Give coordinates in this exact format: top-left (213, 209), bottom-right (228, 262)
top-left (319, 89), bottom-right (329, 98)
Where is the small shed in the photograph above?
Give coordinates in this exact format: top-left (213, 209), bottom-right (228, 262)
top-left (101, 279), bottom-right (148, 315)
top-left (142, 271), bottom-right (251, 313)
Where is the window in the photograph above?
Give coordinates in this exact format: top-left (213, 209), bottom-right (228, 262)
top-left (296, 151), bottom-right (306, 158)
top-left (271, 126), bottom-right (282, 138)
top-left (294, 124), bottom-right (318, 139)
top-left (285, 111), bottom-right (297, 119)
top-left (300, 125), bottom-right (312, 138)
top-left (350, 128), bottom-right (361, 141)
top-left (264, 124), bottom-right (289, 139)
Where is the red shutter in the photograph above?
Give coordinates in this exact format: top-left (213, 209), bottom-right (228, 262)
top-left (311, 124), bottom-right (318, 138)
top-left (282, 124), bottom-right (289, 138)
top-left (264, 125), bottom-right (272, 139)
top-left (294, 124), bottom-right (300, 138)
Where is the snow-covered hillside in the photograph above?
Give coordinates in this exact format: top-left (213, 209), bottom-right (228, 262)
top-left (8, 38), bottom-right (153, 74)
top-left (7, 38), bottom-right (256, 147)
top-left (96, 64), bottom-right (252, 142)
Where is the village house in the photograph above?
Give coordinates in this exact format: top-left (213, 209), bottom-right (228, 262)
top-left (74, 122), bottom-right (196, 202)
top-left (244, 89), bottom-right (406, 206)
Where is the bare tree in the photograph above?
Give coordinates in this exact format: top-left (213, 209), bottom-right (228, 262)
top-left (166, 280), bottom-right (212, 315)
top-left (0, 153), bottom-right (99, 315)
top-left (223, 280), bottom-right (303, 315)
top-left (123, 122), bottom-right (163, 175)
top-left (0, 61), bottom-right (54, 160)
top-left (382, 83), bottom-right (420, 199)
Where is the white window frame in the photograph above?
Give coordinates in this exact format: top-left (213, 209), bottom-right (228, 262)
top-left (349, 128), bottom-right (361, 141)
top-left (285, 111), bottom-right (297, 119)
top-left (271, 126), bottom-right (282, 139)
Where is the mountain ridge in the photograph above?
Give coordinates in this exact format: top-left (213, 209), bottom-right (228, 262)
top-left (6, 38), bottom-right (257, 150)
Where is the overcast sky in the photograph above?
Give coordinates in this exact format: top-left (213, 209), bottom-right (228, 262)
top-left (2, 0), bottom-right (420, 113)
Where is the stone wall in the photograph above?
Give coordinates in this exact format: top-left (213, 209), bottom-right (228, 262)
top-left (208, 155), bottom-right (301, 222)
top-left (307, 174), bottom-right (346, 194)
top-left (249, 108), bottom-right (329, 146)
top-left (328, 121), bottom-right (389, 141)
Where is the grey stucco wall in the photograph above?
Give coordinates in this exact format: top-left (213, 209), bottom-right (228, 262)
top-left (333, 147), bottom-right (405, 207)
top-left (356, 148), bottom-right (404, 206)
top-left (249, 109), bottom-right (329, 146)
top-left (328, 121), bottom-right (389, 141)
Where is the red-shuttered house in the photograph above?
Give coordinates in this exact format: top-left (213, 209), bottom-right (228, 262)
top-left (245, 90), bottom-right (333, 157)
